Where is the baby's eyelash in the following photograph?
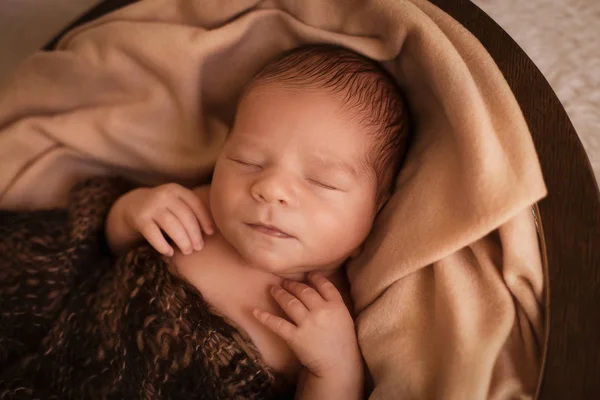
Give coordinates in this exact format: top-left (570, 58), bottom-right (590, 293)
top-left (309, 179), bottom-right (338, 191)
top-left (230, 158), bottom-right (261, 168)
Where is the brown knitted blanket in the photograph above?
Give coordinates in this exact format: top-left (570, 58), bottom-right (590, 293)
top-left (0, 177), bottom-right (292, 399)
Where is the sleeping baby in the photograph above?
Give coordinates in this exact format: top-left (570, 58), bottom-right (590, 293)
top-left (0, 44), bottom-right (410, 399)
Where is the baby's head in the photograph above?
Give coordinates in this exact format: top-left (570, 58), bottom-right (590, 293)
top-left (210, 44), bottom-right (410, 278)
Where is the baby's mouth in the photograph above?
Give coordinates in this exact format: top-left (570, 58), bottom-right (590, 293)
top-left (246, 223), bottom-right (294, 239)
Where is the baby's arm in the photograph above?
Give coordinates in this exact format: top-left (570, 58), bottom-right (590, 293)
top-left (106, 183), bottom-right (214, 256)
top-left (253, 273), bottom-right (365, 400)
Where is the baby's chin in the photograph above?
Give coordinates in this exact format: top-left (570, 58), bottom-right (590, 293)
top-left (222, 227), bottom-right (299, 273)
top-left (240, 246), bottom-right (300, 276)
top-left (238, 245), bottom-right (344, 281)
top-left (221, 225), bottom-right (343, 279)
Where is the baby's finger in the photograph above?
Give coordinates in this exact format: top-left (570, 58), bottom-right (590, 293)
top-left (154, 209), bottom-right (193, 255)
top-left (307, 272), bottom-right (344, 302)
top-left (282, 280), bottom-right (325, 310)
top-left (176, 187), bottom-right (214, 236)
top-left (138, 220), bottom-right (174, 256)
top-left (270, 285), bottom-right (309, 324)
top-left (252, 308), bottom-right (296, 343)
top-left (167, 198), bottom-right (204, 251)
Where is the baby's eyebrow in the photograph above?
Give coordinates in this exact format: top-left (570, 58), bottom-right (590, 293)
top-left (309, 156), bottom-right (359, 178)
top-left (231, 135), bottom-right (263, 149)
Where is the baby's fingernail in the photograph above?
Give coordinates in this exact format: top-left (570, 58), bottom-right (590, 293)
top-left (195, 240), bottom-right (203, 250)
top-left (167, 249), bottom-right (174, 257)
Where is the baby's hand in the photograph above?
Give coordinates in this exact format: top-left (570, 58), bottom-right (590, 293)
top-left (120, 183), bottom-right (214, 256)
top-left (253, 273), bottom-right (362, 379)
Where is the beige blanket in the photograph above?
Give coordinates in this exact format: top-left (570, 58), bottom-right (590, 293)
top-left (0, 0), bottom-right (547, 398)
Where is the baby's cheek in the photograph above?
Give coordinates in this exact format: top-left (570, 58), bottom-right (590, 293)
top-left (209, 189), bottom-right (234, 231)
top-left (312, 206), bottom-right (346, 232)
top-left (306, 211), bottom-right (345, 250)
top-left (327, 207), bottom-right (370, 252)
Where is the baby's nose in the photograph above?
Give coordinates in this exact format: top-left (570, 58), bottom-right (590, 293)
top-left (251, 173), bottom-right (297, 207)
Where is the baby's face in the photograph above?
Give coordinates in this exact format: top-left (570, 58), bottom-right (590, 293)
top-left (210, 83), bottom-right (378, 278)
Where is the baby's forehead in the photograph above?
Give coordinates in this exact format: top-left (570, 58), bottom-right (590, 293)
top-left (243, 83), bottom-right (370, 123)
top-left (234, 82), bottom-right (378, 154)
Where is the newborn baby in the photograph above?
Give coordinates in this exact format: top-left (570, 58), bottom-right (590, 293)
top-left (0, 44), bottom-right (409, 399)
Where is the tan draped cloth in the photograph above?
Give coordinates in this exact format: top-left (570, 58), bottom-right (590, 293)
top-left (0, 0), bottom-right (547, 398)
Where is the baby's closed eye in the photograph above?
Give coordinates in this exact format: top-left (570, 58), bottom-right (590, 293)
top-left (307, 179), bottom-right (339, 191)
top-left (229, 157), bottom-right (262, 169)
